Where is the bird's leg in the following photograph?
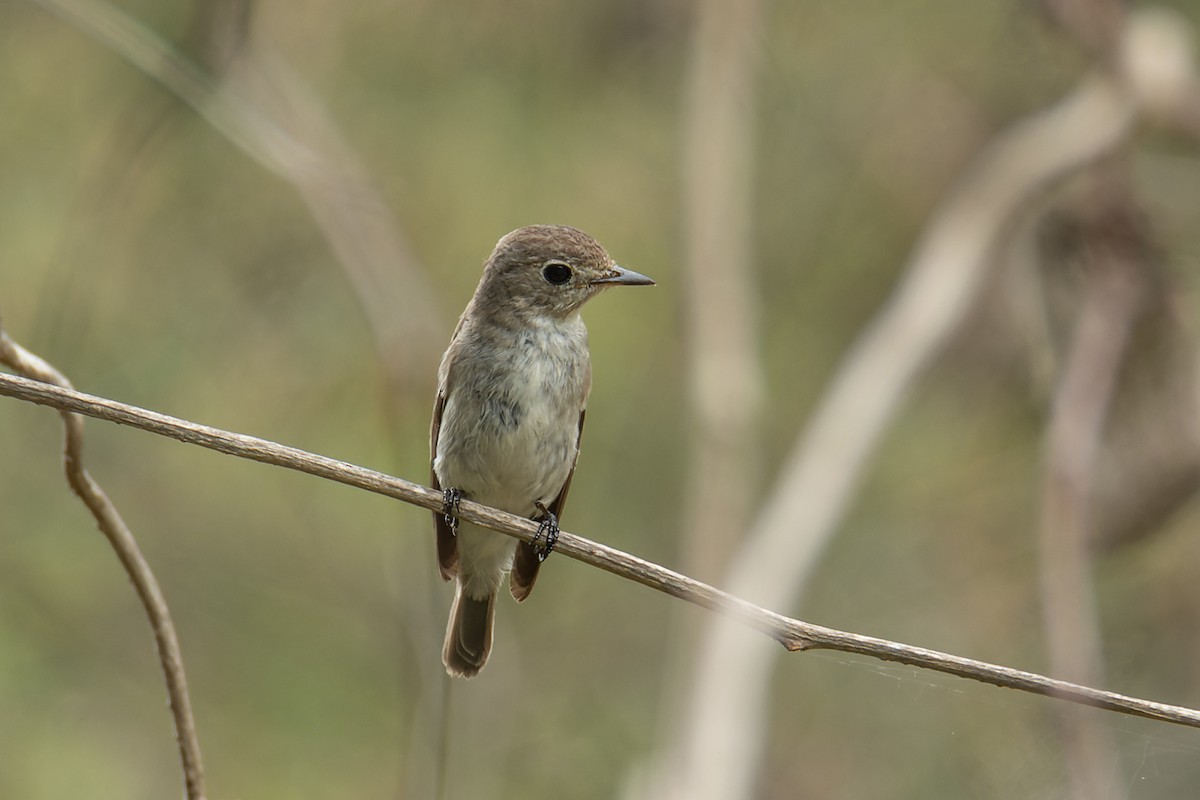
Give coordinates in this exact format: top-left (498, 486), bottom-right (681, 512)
top-left (442, 487), bottom-right (462, 535)
top-left (532, 501), bottom-right (560, 561)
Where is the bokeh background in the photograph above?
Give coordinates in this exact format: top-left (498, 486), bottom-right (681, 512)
top-left (3, 1), bottom-right (1200, 798)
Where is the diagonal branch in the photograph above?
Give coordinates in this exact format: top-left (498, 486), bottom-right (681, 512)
top-left (647, 10), bottom-right (1200, 800)
top-left (29, 0), bottom-right (445, 391)
top-left (2, 370), bottom-right (1200, 730)
top-left (0, 337), bottom-right (206, 800)
top-left (1038, 217), bottom-right (1143, 800)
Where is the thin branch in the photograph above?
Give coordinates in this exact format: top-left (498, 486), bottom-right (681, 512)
top-left (0, 337), bottom-right (206, 800)
top-left (2, 372), bottom-right (1200, 731)
top-left (1041, 189), bottom-right (1151, 796)
top-left (1038, 222), bottom-right (1143, 800)
top-left (1039, 0), bottom-right (1200, 560)
top-left (28, 0), bottom-right (445, 391)
top-left (680, 0), bottom-right (764, 579)
top-left (1037, 2), bottom-right (1192, 792)
top-left (1034, 17), bottom-right (1140, 800)
top-left (31, 0), bottom-right (448, 788)
top-left (652, 39), bottom-right (1146, 800)
top-left (653, 2), bottom-right (765, 792)
top-left (647, 9), bottom-right (1200, 799)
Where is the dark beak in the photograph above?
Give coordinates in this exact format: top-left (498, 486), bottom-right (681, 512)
top-left (591, 264), bottom-right (655, 286)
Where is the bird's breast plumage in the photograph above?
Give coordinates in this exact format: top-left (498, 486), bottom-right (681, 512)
top-left (434, 314), bottom-right (591, 517)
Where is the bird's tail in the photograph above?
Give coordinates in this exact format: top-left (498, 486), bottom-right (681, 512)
top-left (443, 581), bottom-right (496, 678)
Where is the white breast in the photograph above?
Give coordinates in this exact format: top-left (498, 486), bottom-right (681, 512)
top-left (435, 314), bottom-right (590, 517)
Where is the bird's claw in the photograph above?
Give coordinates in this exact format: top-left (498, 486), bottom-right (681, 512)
top-left (532, 503), bottom-right (559, 562)
top-left (442, 488), bottom-right (462, 535)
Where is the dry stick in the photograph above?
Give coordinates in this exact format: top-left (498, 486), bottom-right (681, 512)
top-left (29, 0), bottom-right (445, 389)
top-left (1037, 5), bottom-right (1166, 798)
top-left (653, 11), bottom-right (1200, 799)
top-left (1036, 0), bottom-right (1200, 562)
top-left (1031, 16), bottom-right (1137, 800)
top-left (2, 372), bottom-right (1200, 731)
top-left (0, 338), bottom-right (206, 800)
top-left (680, 0), bottom-right (764, 579)
top-left (1039, 239), bottom-right (1143, 800)
top-left (27, 3), bottom-right (448, 787)
top-left (659, 3), bottom-right (765, 792)
top-left (650, 7), bottom-right (765, 797)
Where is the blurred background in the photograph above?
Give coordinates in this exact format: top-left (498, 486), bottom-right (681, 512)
top-left (3, 0), bottom-right (1200, 797)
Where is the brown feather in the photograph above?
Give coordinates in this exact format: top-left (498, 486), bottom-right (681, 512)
top-left (510, 409), bottom-right (585, 601)
top-left (430, 390), bottom-right (458, 581)
top-left (442, 585), bottom-right (494, 678)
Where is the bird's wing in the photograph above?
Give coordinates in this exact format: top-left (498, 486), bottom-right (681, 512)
top-left (546, 407), bottom-right (585, 521)
top-left (431, 388), bottom-right (459, 581)
top-left (510, 408), bottom-right (586, 602)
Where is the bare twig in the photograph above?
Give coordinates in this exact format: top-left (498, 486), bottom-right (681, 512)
top-left (1088, 286), bottom-right (1200, 550)
top-left (680, 0), bottom-right (763, 580)
top-left (1038, 0), bottom-right (1200, 559)
top-left (25, 5), bottom-right (450, 781)
top-left (647, 4), bottom-right (765, 793)
top-left (2, 372), bottom-right (1200, 733)
top-left (1038, 213), bottom-right (1144, 800)
top-left (644, 8), bottom-right (1200, 798)
top-left (647, 36), bottom-right (1155, 800)
top-left (28, 0), bottom-right (445, 391)
top-left (1035, 4), bottom-right (1191, 794)
top-left (0, 336), bottom-right (206, 800)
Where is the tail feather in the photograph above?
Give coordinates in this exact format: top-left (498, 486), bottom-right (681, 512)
top-left (443, 583), bottom-right (495, 678)
top-left (509, 541), bottom-right (543, 602)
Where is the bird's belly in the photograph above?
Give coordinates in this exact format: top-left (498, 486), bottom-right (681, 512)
top-left (436, 392), bottom-right (578, 517)
top-left (475, 420), bottom-right (574, 512)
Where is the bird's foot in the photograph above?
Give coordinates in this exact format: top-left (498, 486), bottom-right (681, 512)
top-left (442, 488), bottom-right (462, 535)
top-left (532, 502), bottom-right (559, 562)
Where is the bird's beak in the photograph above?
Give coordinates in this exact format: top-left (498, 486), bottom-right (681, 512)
top-left (591, 264), bottom-right (656, 286)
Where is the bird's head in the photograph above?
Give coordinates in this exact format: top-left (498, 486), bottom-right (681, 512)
top-left (477, 225), bottom-right (654, 320)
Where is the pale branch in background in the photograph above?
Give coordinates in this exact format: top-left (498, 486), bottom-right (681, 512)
top-left (646, 9), bottom-right (1200, 800)
top-left (652, 2), bottom-right (766, 794)
top-left (679, 0), bottom-right (764, 580)
top-left (1037, 0), bottom-right (1200, 561)
top-left (0, 333), bottom-right (206, 800)
top-left (2, 371), bottom-right (1200, 732)
top-left (1037, 220), bottom-right (1143, 800)
top-left (1034, 2), bottom-right (1185, 797)
top-left (29, 0), bottom-right (445, 391)
top-left (28, 1), bottom-right (448, 793)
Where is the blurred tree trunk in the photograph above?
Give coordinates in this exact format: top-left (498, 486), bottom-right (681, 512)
top-left (678, 0), bottom-right (764, 583)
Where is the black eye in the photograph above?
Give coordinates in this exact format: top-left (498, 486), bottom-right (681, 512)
top-left (541, 261), bottom-right (573, 285)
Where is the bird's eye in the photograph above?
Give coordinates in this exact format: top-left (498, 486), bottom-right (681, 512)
top-left (541, 261), bottom-right (573, 285)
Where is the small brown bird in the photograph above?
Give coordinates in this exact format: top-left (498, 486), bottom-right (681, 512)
top-left (431, 225), bottom-right (653, 678)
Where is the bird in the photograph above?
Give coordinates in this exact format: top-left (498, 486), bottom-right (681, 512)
top-left (430, 224), bottom-right (654, 678)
